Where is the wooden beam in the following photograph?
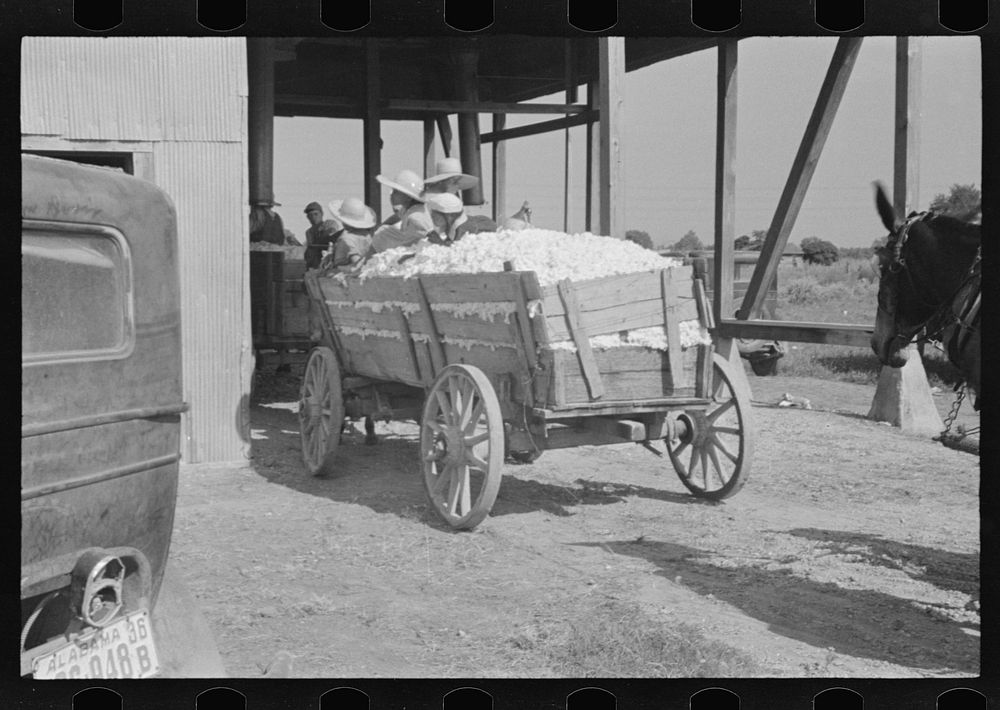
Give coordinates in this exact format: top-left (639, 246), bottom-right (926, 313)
top-left (585, 81), bottom-right (595, 233)
top-left (894, 37), bottom-right (921, 215)
top-left (437, 114), bottom-right (453, 157)
top-left (423, 119), bottom-right (436, 178)
top-left (598, 37), bottom-right (626, 238)
top-left (386, 98), bottom-right (588, 115)
top-left (737, 37), bottom-right (863, 321)
top-left (713, 40), bottom-right (738, 326)
top-left (716, 319), bottom-right (873, 347)
top-left (480, 112), bottom-right (596, 143)
top-left (455, 47), bottom-right (485, 205)
top-left (492, 113), bottom-right (507, 222)
top-left (563, 39), bottom-right (575, 233)
top-left (661, 270), bottom-right (690, 389)
top-left (557, 279), bottom-right (604, 400)
top-left (247, 38), bottom-right (276, 206)
top-left (363, 39), bottom-right (381, 221)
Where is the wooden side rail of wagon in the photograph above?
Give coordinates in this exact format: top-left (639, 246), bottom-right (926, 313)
top-left (299, 264), bottom-right (755, 530)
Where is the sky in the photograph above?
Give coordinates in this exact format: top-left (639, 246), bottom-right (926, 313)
top-left (273, 36), bottom-right (981, 250)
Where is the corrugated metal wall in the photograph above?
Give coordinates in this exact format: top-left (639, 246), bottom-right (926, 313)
top-left (22, 37), bottom-right (251, 464)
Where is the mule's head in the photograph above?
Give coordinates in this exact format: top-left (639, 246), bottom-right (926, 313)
top-left (870, 182), bottom-right (923, 367)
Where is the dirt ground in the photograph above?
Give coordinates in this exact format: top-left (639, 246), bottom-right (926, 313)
top-left (169, 358), bottom-right (980, 679)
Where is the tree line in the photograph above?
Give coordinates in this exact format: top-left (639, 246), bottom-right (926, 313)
top-left (624, 183), bottom-right (979, 266)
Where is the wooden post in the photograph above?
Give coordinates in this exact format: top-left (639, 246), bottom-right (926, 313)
top-left (247, 38), bottom-right (276, 206)
top-left (363, 40), bottom-right (382, 221)
top-left (713, 40), bottom-right (738, 326)
top-left (423, 118), bottom-right (436, 179)
top-left (870, 39), bottom-right (937, 435)
top-left (492, 113), bottom-right (506, 223)
top-left (585, 80), bottom-right (596, 233)
top-left (437, 114), bottom-right (453, 158)
top-left (893, 37), bottom-right (921, 216)
top-left (738, 37), bottom-right (863, 321)
top-left (598, 38), bottom-right (625, 238)
top-left (563, 40), bottom-right (576, 233)
top-left (455, 47), bottom-right (485, 205)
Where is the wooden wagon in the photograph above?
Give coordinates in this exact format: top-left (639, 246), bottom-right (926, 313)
top-left (300, 261), bottom-right (754, 529)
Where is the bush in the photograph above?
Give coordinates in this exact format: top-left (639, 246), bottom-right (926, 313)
top-left (625, 230), bottom-right (655, 250)
top-left (800, 237), bottom-right (840, 265)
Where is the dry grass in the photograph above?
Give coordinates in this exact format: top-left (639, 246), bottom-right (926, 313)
top-left (513, 599), bottom-right (764, 678)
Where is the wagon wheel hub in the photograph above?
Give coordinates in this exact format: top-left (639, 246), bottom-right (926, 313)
top-left (300, 396), bottom-right (323, 420)
top-left (428, 433), bottom-right (450, 463)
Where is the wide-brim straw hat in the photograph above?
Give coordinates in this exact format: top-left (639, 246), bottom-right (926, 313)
top-left (424, 192), bottom-right (464, 215)
top-left (375, 169), bottom-right (425, 202)
top-left (328, 198), bottom-right (376, 229)
top-left (423, 157), bottom-right (479, 190)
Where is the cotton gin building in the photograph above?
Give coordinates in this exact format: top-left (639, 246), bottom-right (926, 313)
top-left (21, 37), bottom-right (252, 464)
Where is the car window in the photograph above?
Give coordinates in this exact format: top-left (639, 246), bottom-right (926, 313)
top-left (22, 224), bottom-right (134, 363)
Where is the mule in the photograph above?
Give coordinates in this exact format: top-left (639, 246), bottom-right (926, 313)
top-left (871, 182), bottom-right (981, 408)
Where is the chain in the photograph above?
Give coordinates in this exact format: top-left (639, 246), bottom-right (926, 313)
top-left (936, 383), bottom-right (967, 442)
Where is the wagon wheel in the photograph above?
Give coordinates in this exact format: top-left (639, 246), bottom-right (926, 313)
top-left (420, 365), bottom-right (504, 530)
top-left (666, 353), bottom-right (754, 499)
top-left (298, 346), bottom-right (345, 477)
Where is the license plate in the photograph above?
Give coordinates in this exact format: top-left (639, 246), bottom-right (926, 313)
top-left (32, 610), bottom-right (160, 680)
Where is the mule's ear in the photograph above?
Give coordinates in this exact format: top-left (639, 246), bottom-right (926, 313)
top-left (873, 181), bottom-right (901, 232)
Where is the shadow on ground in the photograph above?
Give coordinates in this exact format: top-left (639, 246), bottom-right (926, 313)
top-left (572, 537), bottom-right (979, 674)
top-left (784, 528), bottom-right (979, 596)
top-left (249, 402), bottom-right (710, 528)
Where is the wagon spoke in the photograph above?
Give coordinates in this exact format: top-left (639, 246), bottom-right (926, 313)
top-left (435, 390), bottom-right (454, 423)
top-left (688, 447), bottom-right (699, 478)
top-left (426, 418), bottom-right (447, 436)
top-left (672, 439), bottom-right (690, 460)
top-left (456, 381), bottom-right (475, 426)
top-left (710, 434), bottom-right (739, 464)
top-left (707, 399), bottom-right (735, 424)
top-left (310, 427), bottom-right (322, 463)
top-left (447, 465), bottom-right (470, 514)
top-left (465, 430), bottom-right (491, 448)
top-left (463, 400), bottom-right (485, 435)
top-left (457, 467), bottom-right (472, 516)
top-left (706, 444), bottom-right (725, 486)
top-left (449, 376), bottom-right (464, 424)
top-left (431, 462), bottom-right (452, 495)
top-left (713, 425), bottom-right (741, 436)
top-left (466, 452), bottom-right (489, 472)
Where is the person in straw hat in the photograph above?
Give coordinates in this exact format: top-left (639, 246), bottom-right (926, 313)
top-left (422, 157), bottom-right (479, 196)
top-left (424, 193), bottom-right (497, 246)
top-left (372, 169), bottom-right (434, 252)
top-left (320, 197), bottom-right (376, 271)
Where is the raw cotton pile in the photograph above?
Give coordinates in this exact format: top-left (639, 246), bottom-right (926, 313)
top-left (359, 228), bottom-right (681, 284)
top-left (350, 228), bottom-right (710, 351)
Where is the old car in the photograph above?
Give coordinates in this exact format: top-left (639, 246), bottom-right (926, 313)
top-left (21, 154), bottom-right (224, 678)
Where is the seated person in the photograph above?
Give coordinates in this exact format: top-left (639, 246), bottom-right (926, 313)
top-left (422, 157), bottom-right (479, 196)
top-left (320, 197), bottom-right (376, 272)
top-left (249, 200), bottom-right (286, 245)
top-left (424, 193), bottom-right (498, 246)
top-left (302, 201), bottom-right (343, 269)
top-left (372, 169), bottom-right (434, 252)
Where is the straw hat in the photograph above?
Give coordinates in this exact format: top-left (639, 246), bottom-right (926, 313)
top-left (328, 198), bottom-right (376, 229)
top-left (424, 192), bottom-right (464, 215)
top-left (375, 169), bottom-right (425, 202)
top-left (423, 157), bottom-right (479, 190)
